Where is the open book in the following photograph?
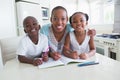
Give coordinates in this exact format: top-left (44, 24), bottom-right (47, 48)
top-left (38, 55), bottom-right (96, 68)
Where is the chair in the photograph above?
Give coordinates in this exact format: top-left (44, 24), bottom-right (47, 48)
top-left (0, 46), bottom-right (3, 71)
top-left (0, 36), bottom-right (22, 66)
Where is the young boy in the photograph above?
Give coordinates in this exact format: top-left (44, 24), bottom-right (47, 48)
top-left (63, 12), bottom-right (96, 60)
top-left (16, 16), bottom-right (49, 66)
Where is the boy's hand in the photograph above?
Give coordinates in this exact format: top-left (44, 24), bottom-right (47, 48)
top-left (42, 54), bottom-right (49, 62)
top-left (33, 58), bottom-right (43, 66)
top-left (51, 52), bottom-right (61, 60)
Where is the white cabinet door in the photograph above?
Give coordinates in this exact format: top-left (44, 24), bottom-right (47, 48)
top-left (20, 0), bottom-right (40, 3)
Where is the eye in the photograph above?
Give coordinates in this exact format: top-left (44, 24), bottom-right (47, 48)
top-left (80, 19), bottom-right (84, 22)
top-left (72, 21), bottom-right (78, 23)
top-left (61, 18), bottom-right (66, 21)
top-left (53, 17), bottom-right (57, 21)
top-left (33, 23), bottom-right (37, 26)
top-left (25, 24), bottom-right (30, 28)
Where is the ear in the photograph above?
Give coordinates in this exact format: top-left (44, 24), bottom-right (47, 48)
top-left (39, 25), bottom-right (41, 29)
top-left (66, 16), bottom-right (68, 22)
top-left (86, 21), bottom-right (88, 25)
top-left (24, 29), bottom-right (27, 33)
top-left (50, 17), bottom-right (52, 22)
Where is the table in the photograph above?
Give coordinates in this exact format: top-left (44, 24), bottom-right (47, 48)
top-left (0, 53), bottom-right (120, 80)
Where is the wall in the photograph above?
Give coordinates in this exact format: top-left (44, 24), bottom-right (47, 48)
top-left (0, 0), bottom-right (17, 39)
top-left (86, 0), bottom-right (113, 34)
top-left (0, 0), bottom-right (17, 70)
top-left (88, 24), bottom-right (113, 34)
top-left (0, 0), bottom-right (115, 38)
top-left (41, 0), bottom-right (77, 25)
top-left (61, 0), bottom-right (77, 17)
top-left (49, 0), bottom-right (77, 17)
top-left (39, 0), bottom-right (50, 25)
top-left (0, 0), bottom-right (116, 38)
top-left (77, 0), bottom-right (90, 14)
top-left (113, 0), bottom-right (120, 33)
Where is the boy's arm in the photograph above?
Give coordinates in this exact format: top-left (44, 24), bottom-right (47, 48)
top-left (18, 55), bottom-right (43, 66)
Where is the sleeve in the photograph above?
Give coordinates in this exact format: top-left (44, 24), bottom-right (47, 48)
top-left (66, 23), bottom-right (74, 32)
top-left (40, 24), bottom-right (51, 36)
top-left (16, 39), bottom-right (27, 56)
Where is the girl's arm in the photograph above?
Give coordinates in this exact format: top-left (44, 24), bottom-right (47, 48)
top-left (88, 36), bottom-right (96, 57)
top-left (79, 36), bottom-right (96, 59)
top-left (63, 33), bottom-right (78, 59)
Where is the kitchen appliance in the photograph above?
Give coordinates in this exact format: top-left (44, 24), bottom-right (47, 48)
top-left (94, 34), bottom-right (120, 61)
top-left (16, 1), bottom-right (42, 35)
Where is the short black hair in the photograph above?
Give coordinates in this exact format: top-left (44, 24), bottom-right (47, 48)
top-left (23, 16), bottom-right (38, 27)
top-left (69, 12), bottom-right (89, 24)
top-left (51, 6), bottom-right (68, 17)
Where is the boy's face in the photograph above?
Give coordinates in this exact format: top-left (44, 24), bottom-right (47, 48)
top-left (24, 17), bottom-right (40, 36)
top-left (50, 9), bottom-right (68, 33)
top-left (71, 13), bottom-right (88, 32)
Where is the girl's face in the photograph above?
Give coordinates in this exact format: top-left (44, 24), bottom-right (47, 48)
top-left (24, 18), bottom-right (40, 37)
top-left (71, 13), bottom-right (88, 32)
top-left (50, 9), bottom-right (68, 33)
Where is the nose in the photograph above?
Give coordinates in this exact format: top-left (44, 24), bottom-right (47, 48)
top-left (30, 24), bottom-right (35, 29)
top-left (56, 19), bottom-right (62, 25)
top-left (76, 21), bottom-right (81, 26)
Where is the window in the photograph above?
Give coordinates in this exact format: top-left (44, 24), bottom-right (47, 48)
top-left (103, 3), bottom-right (114, 24)
top-left (89, 0), bottom-right (114, 25)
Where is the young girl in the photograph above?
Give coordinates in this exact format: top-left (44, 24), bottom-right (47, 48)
top-left (63, 12), bottom-right (96, 60)
top-left (16, 16), bottom-right (49, 66)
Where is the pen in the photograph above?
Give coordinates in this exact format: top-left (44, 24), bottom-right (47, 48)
top-left (49, 46), bottom-right (55, 53)
top-left (43, 46), bottom-right (49, 56)
top-left (78, 61), bottom-right (99, 67)
top-left (63, 46), bottom-right (73, 53)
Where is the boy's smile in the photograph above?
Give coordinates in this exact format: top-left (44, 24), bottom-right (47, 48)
top-left (23, 17), bottom-right (40, 37)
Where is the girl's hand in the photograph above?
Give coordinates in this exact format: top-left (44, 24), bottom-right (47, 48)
top-left (51, 52), bottom-right (61, 60)
top-left (79, 53), bottom-right (89, 60)
top-left (70, 51), bottom-right (79, 59)
top-left (33, 58), bottom-right (43, 66)
top-left (88, 29), bottom-right (96, 36)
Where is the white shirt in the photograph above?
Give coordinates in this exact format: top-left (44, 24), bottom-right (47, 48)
top-left (70, 31), bottom-right (90, 55)
top-left (16, 33), bottom-right (49, 59)
top-left (48, 27), bottom-right (67, 54)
